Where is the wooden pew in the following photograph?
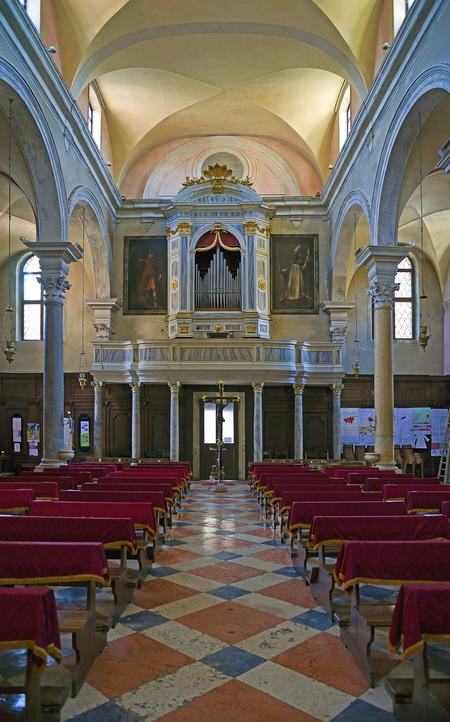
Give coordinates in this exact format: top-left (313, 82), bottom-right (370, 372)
top-left (0, 488), bottom-right (35, 514)
top-left (0, 515), bottom-right (137, 626)
top-left (0, 541), bottom-right (109, 696)
top-left (334, 540), bottom-right (450, 686)
top-left (0, 480), bottom-right (58, 499)
top-left (383, 483), bottom-right (446, 501)
top-left (0, 588), bottom-right (69, 722)
top-left (308, 515), bottom-right (450, 621)
top-left (93, 479), bottom-right (178, 520)
top-left (406, 490), bottom-right (450, 514)
top-left (60, 489), bottom-right (168, 541)
top-left (30, 500), bottom-right (157, 586)
top-left (387, 583), bottom-right (450, 721)
top-left (276, 488), bottom-right (369, 536)
top-left (288, 500), bottom-right (406, 569)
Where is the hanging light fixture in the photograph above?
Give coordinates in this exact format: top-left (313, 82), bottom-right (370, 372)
top-left (417, 112), bottom-right (430, 351)
top-left (2, 99), bottom-right (16, 364)
top-left (352, 212), bottom-right (361, 377)
top-left (78, 207), bottom-right (88, 388)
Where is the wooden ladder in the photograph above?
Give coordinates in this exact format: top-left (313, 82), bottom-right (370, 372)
top-left (438, 409), bottom-right (450, 483)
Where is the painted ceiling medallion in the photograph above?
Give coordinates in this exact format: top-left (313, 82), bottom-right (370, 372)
top-left (182, 163), bottom-right (253, 194)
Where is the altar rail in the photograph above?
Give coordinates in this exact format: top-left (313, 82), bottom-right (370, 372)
top-left (91, 339), bottom-right (343, 385)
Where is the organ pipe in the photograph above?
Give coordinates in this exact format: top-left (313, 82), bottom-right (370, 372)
top-left (195, 248), bottom-right (241, 310)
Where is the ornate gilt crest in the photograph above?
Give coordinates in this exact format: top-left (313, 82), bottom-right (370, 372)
top-left (182, 163), bottom-right (254, 194)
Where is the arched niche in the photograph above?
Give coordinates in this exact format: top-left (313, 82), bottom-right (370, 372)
top-left (329, 192), bottom-right (371, 300)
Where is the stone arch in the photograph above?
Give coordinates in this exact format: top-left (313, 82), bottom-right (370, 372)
top-left (329, 190), bottom-right (371, 298)
top-left (0, 58), bottom-right (66, 243)
top-left (372, 64), bottom-right (450, 247)
top-left (67, 186), bottom-right (111, 298)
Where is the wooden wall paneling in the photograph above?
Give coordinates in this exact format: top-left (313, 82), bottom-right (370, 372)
top-left (303, 386), bottom-right (331, 458)
top-left (142, 385), bottom-right (170, 458)
top-left (104, 383), bottom-right (131, 457)
top-left (263, 386), bottom-right (294, 458)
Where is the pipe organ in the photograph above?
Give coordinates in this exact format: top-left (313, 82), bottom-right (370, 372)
top-left (165, 165), bottom-right (271, 339)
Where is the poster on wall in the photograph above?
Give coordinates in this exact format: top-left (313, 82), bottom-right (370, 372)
top-left (341, 408), bottom-right (359, 445)
top-left (79, 416), bottom-right (91, 451)
top-left (358, 409), bottom-right (376, 445)
top-left (26, 422), bottom-right (40, 442)
top-left (271, 235), bottom-right (319, 314)
top-left (431, 409), bottom-right (448, 456)
top-left (394, 409), bottom-right (413, 446)
top-left (412, 408), bottom-right (432, 449)
top-left (124, 236), bottom-right (168, 314)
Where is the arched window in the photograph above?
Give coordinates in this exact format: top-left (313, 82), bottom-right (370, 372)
top-left (88, 84), bottom-right (102, 148)
top-left (393, 0), bottom-right (416, 34)
top-left (338, 85), bottom-right (351, 151)
top-left (393, 256), bottom-right (414, 339)
top-left (20, 255), bottom-right (43, 341)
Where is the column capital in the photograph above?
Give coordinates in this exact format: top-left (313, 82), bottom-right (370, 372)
top-left (252, 382), bottom-right (264, 392)
top-left (331, 383), bottom-right (344, 395)
top-left (129, 381), bottom-right (141, 392)
top-left (368, 280), bottom-right (399, 309)
top-left (91, 380), bottom-right (103, 390)
top-left (293, 383), bottom-right (305, 395)
top-left (168, 381), bottom-right (181, 394)
top-left (86, 298), bottom-right (122, 340)
top-left (39, 275), bottom-right (71, 303)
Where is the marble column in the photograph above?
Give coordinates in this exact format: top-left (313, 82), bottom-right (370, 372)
top-left (130, 382), bottom-right (141, 462)
top-left (331, 383), bottom-right (344, 460)
top-left (356, 246), bottom-right (406, 467)
top-left (22, 241), bottom-right (82, 467)
top-left (293, 383), bottom-right (305, 460)
top-left (169, 382), bottom-right (181, 461)
top-left (92, 380), bottom-right (103, 458)
top-left (252, 382), bottom-right (264, 462)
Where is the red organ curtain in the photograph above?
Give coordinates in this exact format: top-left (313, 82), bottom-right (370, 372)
top-left (195, 229), bottom-right (241, 278)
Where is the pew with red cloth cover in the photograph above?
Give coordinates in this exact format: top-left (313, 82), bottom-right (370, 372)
top-left (0, 488), bottom-right (34, 513)
top-left (0, 587), bottom-right (61, 666)
top-left (383, 483), bottom-right (445, 501)
top-left (441, 501), bottom-right (450, 519)
top-left (0, 588), bottom-right (65, 721)
top-left (387, 583), bottom-right (450, 720)
top-left (0, 540), bottom-right (109, 696)
top-left (347, 470), bottom-right (415, 485)
top-left (60, 489), bottom-right (166, 517)
top-left (0, 515), bottom-right (137, 626)
top-left (389, 583), bottom-right (450, 659)
top-left (0, 515), bottom-right (137, 553)
top-left (19, 470), bottom-right (89, 486)
top-left (310, 515), bottom-right (450, 549)
top-left (406, 490), bottom-right (450, 513)
top-left (30, 500), bottom-right (157, 585)
top-left (15, 475), bottom-right (77, 490)
top-left (95, 479), bottom-right (178, 508)
top-left (30, 500), bottom-right (156, 538)
top-left (364, 476), bottom-right (436, 492)
top-left (334, 540), bottom-right (450, 686)
top-left (334, 540), bottom-right (450, 590)
top-left (289, 500), bottom-right (406, 532)
top-left (0, 481), bottom-right (58, 499)
top-left (307, 515), bottom-right (450, 616)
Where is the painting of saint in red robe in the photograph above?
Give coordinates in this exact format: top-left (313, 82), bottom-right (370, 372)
top-left (271, 235), bottom-right (318, 314)
top-left (124, 236), bottom-right (167, 313)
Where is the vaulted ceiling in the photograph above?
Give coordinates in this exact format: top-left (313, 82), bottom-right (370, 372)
top-left (51, 0), bottom-right (386, 183)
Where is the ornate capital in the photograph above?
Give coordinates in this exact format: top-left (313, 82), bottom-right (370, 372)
top-left (293, 383), bottom-right (305, 395)
top-left (331, 383), bottom-right (344, 396)
top-left (368, 280), bottom-right (399, 309)
top-left (329, 326), bottom-right (347, 344)
top-left (39, 275), bottom-right (71, 303)
top-left (92, 380), bottom-right (103, 391)
top-left (129, 382), bottom-right (141, 392)
top-left (177, 221), bottom-right (192, 235)
top-left (93, 322), bottom-right (112, 339)
top-left (244, 221), bottom-right (270, 235)
top-left (252, 382), bottom-right (264, 392)
top-left (168, 381), bottom-right (181, 394)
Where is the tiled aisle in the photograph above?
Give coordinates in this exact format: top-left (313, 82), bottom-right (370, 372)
top-left (64, 482), bottom-right (396, 722)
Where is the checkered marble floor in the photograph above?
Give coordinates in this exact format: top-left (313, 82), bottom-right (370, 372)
top-left (62, 482), bottom-right (401, 722)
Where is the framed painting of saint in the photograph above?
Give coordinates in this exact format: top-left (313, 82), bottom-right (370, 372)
top-left (270, 234), bottom-right (319, 314)
top-left (124, 236), bottom-right (168, 314)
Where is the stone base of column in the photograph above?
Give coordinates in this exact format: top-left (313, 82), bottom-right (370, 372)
top-left (36, 457), bottom-right (67, 469)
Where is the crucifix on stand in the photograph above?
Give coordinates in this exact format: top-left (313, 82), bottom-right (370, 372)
top-left (202, 380), bottom-right (240, 492)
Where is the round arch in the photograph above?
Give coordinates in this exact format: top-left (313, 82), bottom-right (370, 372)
top-left (372, 64), bottom-right (450, 247)
top-left (67, 187), bottom-right (111, 298)
top-left (0, 58), bottom-right (66, 244)
top-left (329, 190), bottom-right (371, 299)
